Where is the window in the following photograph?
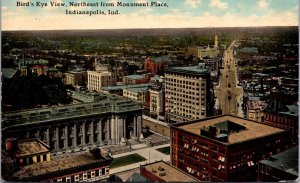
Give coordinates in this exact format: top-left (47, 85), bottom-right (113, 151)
top-left (43, 154), bottom-right (47, 161)
top-left (83, 173), bottom-right (87, 180)
top-left (75, 174), bottom-right (79, 182)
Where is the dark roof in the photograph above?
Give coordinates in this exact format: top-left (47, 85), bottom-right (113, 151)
top-left (239, 47), bottom-right (258, 53)
top-left (2, 68), bottom-right (18, 79)
top-left (152, 56), bottom-right (171, 63)
top-left (259, 146), bottom-right (298, 176)
top-left (264, 99), bottom-right (289, 113)
top-left (127, 173), bottom-right (149, 182)
top-left (279, 105), bottom-right (299, 117)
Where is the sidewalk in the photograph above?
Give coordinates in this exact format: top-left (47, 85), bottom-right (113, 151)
top-left (110, 143), bottom-right (170, 174)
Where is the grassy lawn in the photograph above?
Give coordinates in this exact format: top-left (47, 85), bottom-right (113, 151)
top-left (110, 154), bottom-right (147, 169)
top-left (156, 146), bottom-right (170, 155)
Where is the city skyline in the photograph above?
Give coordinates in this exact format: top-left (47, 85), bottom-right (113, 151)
top-left (2, 0), bottom-right (298, 30)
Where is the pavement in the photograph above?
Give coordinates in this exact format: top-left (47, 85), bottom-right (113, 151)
top-left (110, 143), bottom-right (170, 174)
top-left (215, 40), bottom-right (244, 117)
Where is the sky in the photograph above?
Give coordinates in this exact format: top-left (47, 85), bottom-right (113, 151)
top-left (1, 0), bottom-right (299, 30)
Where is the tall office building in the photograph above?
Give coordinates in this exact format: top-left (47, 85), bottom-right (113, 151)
top-left (165, 63), bottom-right (211, 123)
top-left (87, 71), bottom-right (116, 91)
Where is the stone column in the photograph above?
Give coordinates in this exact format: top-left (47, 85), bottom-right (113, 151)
top-left (35, 130), bottom-right (40, 139)
top-left (98, 120), bottom-right (103, 142)
top-left (107, 119), bottom-right (111, 141)
top-left (25, 131), bottom-right (30, 138)
top-left (73, 124), bottom-right (77, 147)
top-left (64, 125), bottom-right (69, 149)
top-left (46, 128), bottom-right (50, 146)
top-left (133, 116), bottom-right (137, 138)
top-left (110, 116), bottom-right (116, 144)
top-left (90, 121), bottom-right (94, 144)
top-left (123, 119), bottom-right (126, 139)
top-left (82, 122), bottom-right (86, 145)
top-left (114, 115), bottom-right (119, 144)
top-left (118, 118), bottom-right (124, 144)
top-left (137, 115), bottom-right (143, 140)
top-left (56, 127), bottom-right (60, 149)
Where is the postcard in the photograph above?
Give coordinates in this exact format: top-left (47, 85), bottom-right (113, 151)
top-left (1, 0), bottom-right (299, 182)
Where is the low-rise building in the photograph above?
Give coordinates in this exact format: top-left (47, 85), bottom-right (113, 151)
top-left (149, 88), bottom-right (165, 118)
top-left (263, 91), bottom-right (299, 145)
top-left (100, 84), bottom-right (152, 96)
top-left (88, 70), bottom-right (117, 91)
top-left (187, 34), bottom-right (219, 59)
top-left (144, 57), bottom-right (167, 75)
top-left (12, 148), bottom-right (113, 182)
top-left (140, 161), bottom-right (198, 182)
top-left (237, 47), bottom-right (258, 60)
top-left (122, 74), bottom-right (149, 85)
top-left (248, 98), bottom-right (267, 122)
top-left (15, 139), bottom-right (51, 167)
top-left (258, 146), bottom-right (298, 181)
top-left (64, 71), bottom-right (87, 87)
top-left (123, 85), bottom-right (151, 105)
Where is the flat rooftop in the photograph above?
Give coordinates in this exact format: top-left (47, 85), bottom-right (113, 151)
top-left (124, 74), bottom-right (145, 79)
top-left (101, 83), bottom-right (151, 91)
top-left (13, 152), bottom-right (112, 179)
top-left (143, 161), bottom-right (198, 182)
top-left (260, 146), bottom-right (298, 176)
top-left (124, 86), bottom-right (150, 93)
top-left (2, 93), bottom-right (142, 128)
top-left (17, 139), bottom-right (50, 157)
top-left (165, 63), bottom-right (210, 76)
top-left (176, 115), bottom-right (285, 144)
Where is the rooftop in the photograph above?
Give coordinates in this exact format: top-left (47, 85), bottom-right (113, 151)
top-left (239, 47), bottom-right (258, 53)
top-left (124, 74), bottom-right (145, 80)
top-left (71, 91), bottom-right (107, 103)
top-left (151, 56), bottom-right (171, 63)
top-left (279, 104), bottom-right (299, 117)
top-left (174, 115), bottom-right (285, 145)
top-left (142, 161), bottom-right (198, 182)
top-left (17, 139), bottom-right (50, 157)
top-left (13, 150), bottom-right (112, 180)
top-left (2, 93), bottom-right (142, 129)
top-left (87, 70), bottom-right (113, 76)
top-left (260, 146), bottom-right (298, 176)
top-left (124, 86), bottom-right (151, 93)
top-left (101, 83), bottom-right (152, 91)
top-left (166, 63), bottom-right (210, 76)
top-left (24, 59), bottom-right (49, 65)
top-left (2, 68), bottom-right (18, 79)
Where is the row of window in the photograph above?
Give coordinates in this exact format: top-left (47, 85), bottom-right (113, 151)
top-left (165, 77), bottom-right (206, 86)
top-left (49, 167), bottom-right (109, 182)
top-left (165, 85), bottom-right (206, 91)
top-left (265, 114), bottom-right (295, 127)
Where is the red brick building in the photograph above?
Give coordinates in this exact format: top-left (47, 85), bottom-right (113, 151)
top-left (263, 93), bottom-right (298, 145)
top-left (144, 57), bottom-right (165, 75)
top-left (170, 115), bottom-right (290, 182)
top-left (122, 74), bottom-right (150, 85)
